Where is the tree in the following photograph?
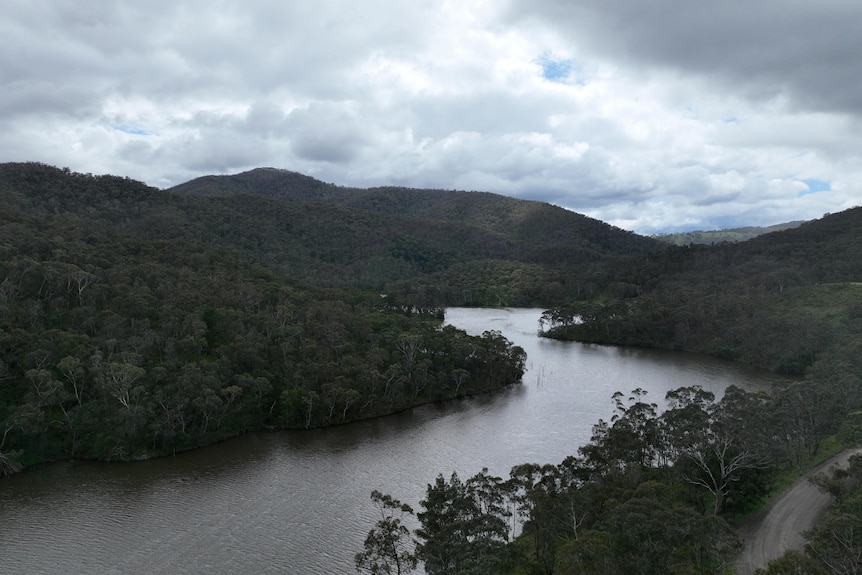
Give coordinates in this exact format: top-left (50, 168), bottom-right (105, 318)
top-left (806, 491), bottom-right (862, 575)
top-left (753, 550), bottom-right (825, 575)
top-left (355, 490), bottom-right (417, 575)
top-left (416, 471), bottom-right (510, 575)
top-left (0, 416), bottom-right (24, 476)
top-left (57, 355), bottom-right (85, 405)
top-left (507, 463), bottom-right (566, 574)
top-left (662, 385), bottom-right (771, 515)
top-left (578, 388), bottom-right (660, 483)
top-left (598, 482), bottom-right (741, 575)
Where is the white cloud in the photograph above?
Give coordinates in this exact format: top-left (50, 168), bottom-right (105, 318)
top-left (1, 0), bottom-right (860, 233)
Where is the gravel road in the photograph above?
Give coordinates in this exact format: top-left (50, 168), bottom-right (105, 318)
top-left (734, 449), bottom-right (862, 574)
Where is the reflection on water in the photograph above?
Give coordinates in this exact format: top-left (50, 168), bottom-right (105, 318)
top-left (0, 308), bottom-right (784, 574)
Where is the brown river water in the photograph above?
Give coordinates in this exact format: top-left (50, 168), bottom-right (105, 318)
top-left (0, 308), bottom-right (784, 574)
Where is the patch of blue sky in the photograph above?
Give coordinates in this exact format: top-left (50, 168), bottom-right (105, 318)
top-left (114, 124), bottom-right (155, 136)
top-left (537, 53), bottom-right (581, 84)
top-left (800, 178), bottom-right (831, 196)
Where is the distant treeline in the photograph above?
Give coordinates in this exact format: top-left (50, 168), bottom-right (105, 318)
top-left (652, 221), bottom-right (804, 245)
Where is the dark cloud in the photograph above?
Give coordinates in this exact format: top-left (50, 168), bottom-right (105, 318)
top-left (507, 0), bottom-right (862, 114)
top-left (285, 104), bottom-right (369, 164)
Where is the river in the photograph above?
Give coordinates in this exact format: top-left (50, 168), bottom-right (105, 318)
top-left (0, 308), bottom-right (783, 574)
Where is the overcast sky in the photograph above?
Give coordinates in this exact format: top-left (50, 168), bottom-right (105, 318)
top-left (3, 1), bottom-right (860, 233)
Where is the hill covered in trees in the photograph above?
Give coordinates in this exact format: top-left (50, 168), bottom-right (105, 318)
top-left (1, 162), bottom-right (545, 473)
top-left (652, 221), bottom-right (805, 245)
top-left (541, 207), bottom-right (862, 373)
top-left (169, 167), bottom-right (662, 306)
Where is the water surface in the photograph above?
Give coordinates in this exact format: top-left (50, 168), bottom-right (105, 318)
top-left (0, 308), bottom-right (782, 574)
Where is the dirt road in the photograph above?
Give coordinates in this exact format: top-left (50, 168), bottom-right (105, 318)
top-left (735, 449), bottom-right (862, 574)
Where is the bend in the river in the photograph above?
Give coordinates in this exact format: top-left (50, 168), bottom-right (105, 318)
top-left (0, 308), bottom-right (785, 575)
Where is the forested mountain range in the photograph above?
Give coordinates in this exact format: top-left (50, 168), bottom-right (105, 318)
top-left (652, 220), bottom-right (805, 245)
top-left (3, 164), bottom-right (662, 309)
top-left (169, 167), bottom-right (662, 305)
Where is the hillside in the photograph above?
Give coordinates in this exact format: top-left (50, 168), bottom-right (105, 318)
top-left (171, 167), bottom-right (656, 252)
top-left (169, 168), bottom-right (662, 305)
top-left (543, 207), bottom-right (862, 370)
top-left (652, 221), bottom-right (805, 245)
top-left (2, 163), bottom-right (662, 308)
top-left (0, 162), bottom-right (530, 473)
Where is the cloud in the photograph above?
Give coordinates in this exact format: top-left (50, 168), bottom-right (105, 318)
top-left (506, 0), bottom-right (862, 115)
top-left (1, 0), bottom-right (860, 233)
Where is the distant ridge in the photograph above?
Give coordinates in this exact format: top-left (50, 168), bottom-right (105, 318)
top-left (167, 166), bottom-right (667, 305)
top-left (169, 167), bottom-right (657, 250)
top-left (652, 221), bottom-right (805, 245)
top-left (169, 167), bottom-right (342, 201)
top-left (0, 162), bottom-right (663, 307)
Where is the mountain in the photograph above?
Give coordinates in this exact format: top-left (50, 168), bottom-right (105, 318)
top-left (2, 163), bottom-right (662, 307)
top-left (167, 168), bottom-right (664, 305)
top-left (652, 220), bottom-right (806, 245)
top-left (171, 167), bottom-right (654, 251)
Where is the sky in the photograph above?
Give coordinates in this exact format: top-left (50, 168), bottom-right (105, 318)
top-left (2, 1), bottom-right (861, 234)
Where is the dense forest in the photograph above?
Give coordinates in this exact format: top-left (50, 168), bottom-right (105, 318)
top-left (356, 384), bottom-right (773, 574)
top-left (0, 163), bottom-right (530, 473)
top-left (541, 208), bottom-right (862, 374)
top-left (169, 167), bottom-right (662, 306)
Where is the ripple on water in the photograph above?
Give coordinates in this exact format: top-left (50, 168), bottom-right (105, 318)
top-left (0, 308), bottom-right (784, 575)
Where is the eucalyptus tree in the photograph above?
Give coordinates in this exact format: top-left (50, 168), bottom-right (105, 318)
top-left (660, 385), bottom-right (771, 515)
top-left (416, 471), bottom-right (511, 575)
top-left (355, 490), bottom-right (417, 575)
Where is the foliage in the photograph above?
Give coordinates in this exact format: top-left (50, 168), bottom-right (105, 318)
top-left (355, 490), bottom-right (418, 575)
top-left (361, 386), bottom-right (766, 574)
top-left (416, 470), bottom-right (512, 575)
top-left (0, 163), bottom-right (528, 472)
top-left (541, 207), bottom-right (862, 368)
